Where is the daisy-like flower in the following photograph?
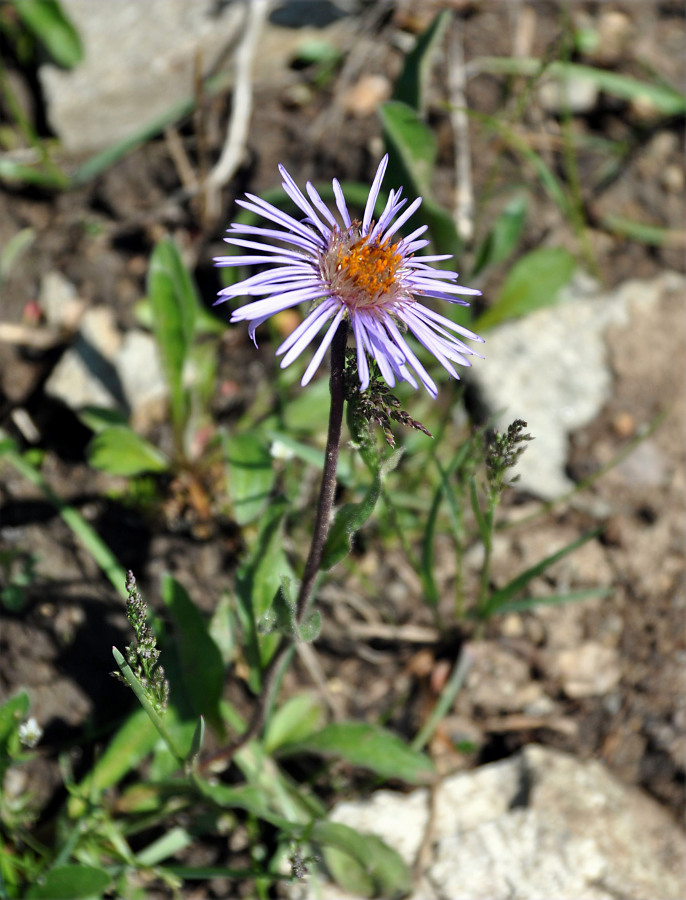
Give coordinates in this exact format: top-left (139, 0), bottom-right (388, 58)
top-left (215, 155), bottom-right (483, 397)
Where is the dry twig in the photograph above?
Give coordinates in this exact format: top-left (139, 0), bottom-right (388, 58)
top-left (204, 0), bottom-right (269, 220)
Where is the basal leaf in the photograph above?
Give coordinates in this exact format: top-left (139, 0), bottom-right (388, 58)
top-left (312, 821), bottom-right (410, 899)
top-left (26, 864), bottom-right (109, 899)
top-left (264, 694), bottom-right (325, 754)
top-left (475, 247), bottom-right (576, 330)
top-left (87, 425), bottom-right (169, 476)
top-left (12, 0), bottom-right (84, 69)
top-left (381, 100), bottom-right (437, 198)
top-left (481, 528), bottom-right (603, 618)
top-left (147, 239), bottom-right (199, 437)
top-left (472, 195), bottom-right (528, 277)
top-left (280, 722), bottom-right (434, 784)
top-left (68, 708), bottom-right (158, 817)
top-left (224, 432), bottom-right (275, 525)
top-left (161, 575), bottom-right (225, 736)
top-left (393, 9), bottom-right (450, 111)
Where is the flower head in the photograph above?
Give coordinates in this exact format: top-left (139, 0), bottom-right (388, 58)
top-left (215, 156), bottom-right (483, 397)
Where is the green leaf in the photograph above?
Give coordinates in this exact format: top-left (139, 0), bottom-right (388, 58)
top-left (312, 821), bottom-right (410, 899)
top-left (0, 227), bottom-right (35, 282)
top-left (322, 450), bottom-right (402, 570)
top-left (264, 694), bottom-right (325, 754)
top-left (186, 717), bottom-right (205, 767)
top-left (161, 575), bottom-right (225, 736)
top-left (475, 247), bottom-right (576, 330)
top-left (194, 779), bottom-right (294, 831)
top-left (12, 0), bottom-right (84, 69)
top-left (235, 499), bottom-right (292, 688)
top-left (223, 432), bottom-right (275, 525)
top-left (381, 100), bottom-right (437, 197)
top-left (136, 826), bottom-right (193, 867)
top-left (298, 609), bottom-right (321, 643)
top-left (600, 214), bottom-right (686, 248)
top-left (496, 587), bottom-right (611, 614)
top-left (280, 722), bottom-right (433, 784)
top-left (87, 425), bottom-right (169, 476)
top-left (381, 101), bottom-right (461, 258)
top-left (147, 239), bottom-right (199, 439)
top-left (0, 156), bottom-right (69, 189)
top-left (0, 692), bottom-right (30, 755)
top-left (472, 195), bottom-right (528, 277)
top-left (68, 708), bottom-right (158, 817)
top-left (209, 591), bottom-right (236, 666)
top-left (78, 406), bottom-right (128, 433)
top-left (480, 528), bottom-right (603, 618)
top-left (283, 378), bottom-right (331, 431)
top-left (393, 10), bottom-right (450, 111)
top-left (475, 57), bottom-right (686, 117)
top-left (26, 865), bottom-right (109, 899)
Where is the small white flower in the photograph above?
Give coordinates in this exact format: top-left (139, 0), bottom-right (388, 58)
top-left (270, 439), bottom-right (295, 461)
top-left (18, 717), bottom-right (43, 749)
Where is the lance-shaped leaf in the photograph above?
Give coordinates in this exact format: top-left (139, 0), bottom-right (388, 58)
top-left (322, 450), bottom-right (402, 570)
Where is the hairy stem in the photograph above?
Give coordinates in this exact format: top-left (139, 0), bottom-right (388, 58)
top-left (200, 323), bottom-right (348, 773)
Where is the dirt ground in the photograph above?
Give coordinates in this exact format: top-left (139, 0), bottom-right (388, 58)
top-left (0, 0), bottom-right (684, 883)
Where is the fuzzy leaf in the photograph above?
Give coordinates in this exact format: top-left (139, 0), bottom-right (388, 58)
top-left (263, 694), bottom-right (325, 754)
top-left (147, 239), bottom-right (198, 436)
top-left (312, 821), bottom-right (410, 899)
top-left (393, 10), bottom-right (450, 111)
top-left (280, 722), bottom-right (433, 784)
top-left (26, 865), bottom-right (109, 900)
top-left (87, 425), bottom-right (169, 476)
top-left (13, 0), bottom-right (84, 68)
top-left (161, 575), bottom-right (225, 736)
top-left (322, 450), bottom-right (402, 570)
top-left (224, 432), bottom-right (275, 525)
top-left (476, 247), bottom-right (576, 330)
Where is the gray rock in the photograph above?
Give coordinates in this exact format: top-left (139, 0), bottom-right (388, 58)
top-left (44, 307), bottom-right (167, 431)
top-left (39, 0), bottom-right (351, 155)
top-left (44, 306), bottom-right (124, 409)
top-left (292, 746), bottom-right (685, 900)
top-left (40, 0), bottom-right (244, 154)
top-left (471, 271), bottom-right (686, 499)
top-left (115, 330), bottom-right (168, 431)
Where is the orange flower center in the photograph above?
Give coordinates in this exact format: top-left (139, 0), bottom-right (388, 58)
top-left (322, 228), bottom-right (403, 311)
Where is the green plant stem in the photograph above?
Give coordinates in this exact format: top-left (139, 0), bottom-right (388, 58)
top-left (200, 324), bottom-right (348, 773)
top-left (296, 324), bottom-right (348, 620)
top-left (477, 502), bottom-right (496, 622)
top-left (112, 648), bottom-right (185, 765)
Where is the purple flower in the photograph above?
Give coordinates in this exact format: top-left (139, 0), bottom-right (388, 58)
top-left (215, 155), bottom-right (483, 397)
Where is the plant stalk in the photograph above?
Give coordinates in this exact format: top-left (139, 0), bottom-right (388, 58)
top-left (200, 323), bottom-right (348, 772)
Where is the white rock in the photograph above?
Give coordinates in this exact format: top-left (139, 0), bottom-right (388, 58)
top-left (115, 330), bottom-right (168, 431)
top-left (39, 0), bottom-right (350, 154)
top-left (44, 306), bottom-right (123, 409)
top-left (44, 307), bottom-right (169, 429)
top-left (39, 0), bottom-right (244, 153)
top-left (291, 746), bottom-right (686, 900)
top-left (471, 272), bottom-right (686, 499)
